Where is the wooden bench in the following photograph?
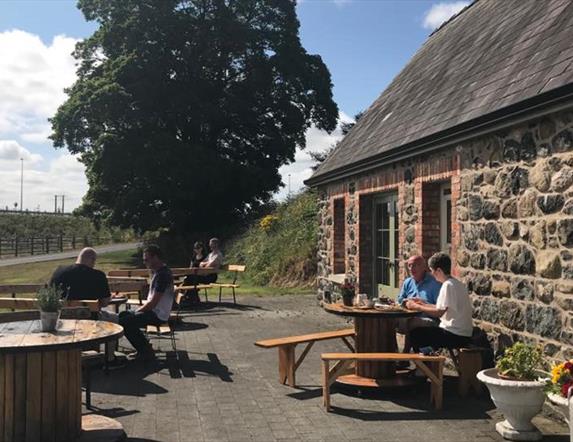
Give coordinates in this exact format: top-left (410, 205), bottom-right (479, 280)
top-left (175, 284), bottom-right (213, 303)
top-left (0, 297), bottom-right (100, 312)
top-left (210, 264), bottom-right (245, 304)
top-left (255, 328), bottom-right (355, 387)
top-left (321, 352), bottom-right (446, 411)
top-left (108, 280), bottom-right (148, 311)
top-left (448, 347), bottom-right (484, 397)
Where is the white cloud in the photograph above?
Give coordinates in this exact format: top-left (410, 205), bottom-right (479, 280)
top-left (423, 1), bottom-right (470, 30)
top-left (0, 140), bottom-right (42, 164)
top-left (0, 153), bottom-right (87, 212)
top-left (0, 30), bottom-right (78, 144)
top-left (276, 112), bottom-right (353, 200)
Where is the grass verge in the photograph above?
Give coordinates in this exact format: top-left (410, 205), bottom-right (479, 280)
top-left (0, 249), bottom-right (315, 296)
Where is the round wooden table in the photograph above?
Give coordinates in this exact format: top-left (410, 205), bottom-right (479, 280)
top-left (323, 302), bottom-right (420, 388)
top-left (0, 319), bottom-right (124, 442)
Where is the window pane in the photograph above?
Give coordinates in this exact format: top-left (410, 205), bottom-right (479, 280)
top-left (382, 203), bottom-right (389, 229)
top-left (446, 200), bottom-right (452, 244)
top-left (382, 229), bottom-right (389, 257)
top-left (381, 259), bottom-right (389, 285)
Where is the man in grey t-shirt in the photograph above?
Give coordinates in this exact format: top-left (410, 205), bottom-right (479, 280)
top-left (119, 245), bottom-right (174, 361)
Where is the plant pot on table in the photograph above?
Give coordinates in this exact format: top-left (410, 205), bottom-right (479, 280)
top-left (341, 292), bottom-right (354, 307)
top-left (40, 311), bottom-right (60, 332)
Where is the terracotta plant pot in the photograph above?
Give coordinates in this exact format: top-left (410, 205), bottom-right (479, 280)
top-left (477, 368), bottom-right (547, 441)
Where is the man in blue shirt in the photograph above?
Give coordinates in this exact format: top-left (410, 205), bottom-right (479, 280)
top-left (397, 255), bottom-right (442, 354)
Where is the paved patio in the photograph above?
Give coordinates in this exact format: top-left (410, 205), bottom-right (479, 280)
top-left (87, 294), bottom-right (568, 442)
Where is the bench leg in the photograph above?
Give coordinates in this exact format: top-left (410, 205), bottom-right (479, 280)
top-left (278, 345), bottom-right (296, 386)
top-left (322, 360), bottom-right (331, 411)
top-left (458, 351), bottom-right (482, 397)
top-left (232, 287), bottom-right (236, 304)
top-left (427, 360), bottom-right (443, 410)
top-left (219, 286), bottom-right (222, 303)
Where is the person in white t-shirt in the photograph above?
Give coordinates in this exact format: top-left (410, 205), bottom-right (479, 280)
top-left (406, 252), bottom-right (473, 351)
top-left (183, 238), bottom-right (224, 305)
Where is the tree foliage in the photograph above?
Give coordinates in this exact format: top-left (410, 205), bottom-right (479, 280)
top-left (51, 0), bottom-right (338, 234)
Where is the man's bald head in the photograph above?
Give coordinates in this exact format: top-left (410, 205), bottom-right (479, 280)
top-left (76, 247), bottom-right (97, 268)
top-left (407, 255), bottom-right (427, 282)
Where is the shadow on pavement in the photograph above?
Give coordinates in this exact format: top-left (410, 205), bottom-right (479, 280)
top-left (166, 350), bottom-right (233, 382)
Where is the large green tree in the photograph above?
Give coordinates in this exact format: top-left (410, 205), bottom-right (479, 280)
top-left (51, 0), bottom-right (338, 234)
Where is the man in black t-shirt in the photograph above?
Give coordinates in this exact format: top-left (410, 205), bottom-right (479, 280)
top-left (50, 247), bottom-right (115, 321)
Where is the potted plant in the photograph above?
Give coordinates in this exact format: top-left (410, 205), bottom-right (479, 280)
top-left (36, 285), bottom-right (64, 332)
top-left (477, 342), bottom-right (547, 441)
top-left (546, 360), bottom-right (573, 441)
top-left (340, 279), bottom-right (354, 307)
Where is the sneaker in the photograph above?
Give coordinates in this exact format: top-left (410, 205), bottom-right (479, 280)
top-left (419, 346), bottom-right (435, 356)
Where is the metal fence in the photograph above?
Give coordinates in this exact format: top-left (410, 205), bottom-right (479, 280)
top-left (0, 235), bottom-right (111, 259)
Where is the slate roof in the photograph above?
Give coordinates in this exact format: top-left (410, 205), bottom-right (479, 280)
top-left (308, 0), bottom-right (573, 185)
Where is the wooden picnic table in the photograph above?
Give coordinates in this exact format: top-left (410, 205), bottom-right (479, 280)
top-left (0, 319), bottom-right (124, 442)
top-left (323, 302), bottom-right (419, 388)
top-left (108, 267), bottom-right (218, 278)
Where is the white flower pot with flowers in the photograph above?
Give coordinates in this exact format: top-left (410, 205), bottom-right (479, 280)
top-left (477, 343), bottom-right (547, 441)
top-left (546, 360), bottom-right (573, 442)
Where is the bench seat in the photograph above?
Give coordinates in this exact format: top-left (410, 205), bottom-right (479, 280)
top-left (321, 352), bottom-right (445, 411)
top-left (255, 328), bottom-right (355, 387)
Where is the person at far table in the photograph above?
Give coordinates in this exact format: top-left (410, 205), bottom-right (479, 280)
top-left (119, 245), bottom-right (174, 361)
top-left (190, 241), bottom-right (207, 268)
top-left (408, 253), bottom-right (473, 353)
top-left (183, 237), bottom-right (224, 305)
top-left (50, 247), bottom-right (116, 323)
top-left (396, 255), bottom-right (441, 354)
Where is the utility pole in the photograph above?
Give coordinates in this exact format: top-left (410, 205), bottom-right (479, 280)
top-left (20, 158), bottom-right (23, 211)
top-left (61, 195), bottom-right (65, 213)
top-left (54, 195), bottom-right (58, 213)
top-left (288, 174), bottom-right (291, 196)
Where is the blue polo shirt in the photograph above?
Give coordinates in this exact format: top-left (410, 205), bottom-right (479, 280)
top-left (397, 272), bottom-right (441, 305)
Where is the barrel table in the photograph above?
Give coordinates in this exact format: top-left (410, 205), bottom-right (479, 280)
top-left (0, 319), bottom-right (124, 442)
top-left (323, 302), bottom-right (420, 388)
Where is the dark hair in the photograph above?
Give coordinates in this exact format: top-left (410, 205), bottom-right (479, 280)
top-left (193, 241), bottom-right (204, 250)
top-left (143, 244), bottom-right (162, 259)
top-left (428, 252), bottom-right (451, 275)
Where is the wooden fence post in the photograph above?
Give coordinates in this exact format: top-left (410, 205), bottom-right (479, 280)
top-left (15, 237), bottom-right (18, 257)
top-left (46, 237), bottom-right (49, 254)
top-left (31, 237), bottom-right (34, 255)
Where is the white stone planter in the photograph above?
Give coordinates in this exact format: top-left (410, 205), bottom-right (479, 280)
top-left (40, 311), bottom-right (60, 332)
top-left (547, 392), bottom-right (573, 442)
top-left (477, 368), bottom-right (547, 441)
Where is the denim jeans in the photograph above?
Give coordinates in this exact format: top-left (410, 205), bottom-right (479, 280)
top-left (119, 310), bottom-right (163, 353)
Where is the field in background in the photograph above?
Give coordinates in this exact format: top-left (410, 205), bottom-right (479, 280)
top-left (0, 248), bottom-right (314, 296)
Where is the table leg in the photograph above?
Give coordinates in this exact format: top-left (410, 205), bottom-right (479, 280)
top-left (354, 317), bottom-right (397, 378)
top-left (0, 349), bottom-right (82, 442)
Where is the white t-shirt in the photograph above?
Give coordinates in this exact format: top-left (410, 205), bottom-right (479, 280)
top-left (436, 277), bottom-right (473, 337)
top-left (147, 266), bottom-right (175, 322)
top-left (205, 250), bottom-right (224, 270)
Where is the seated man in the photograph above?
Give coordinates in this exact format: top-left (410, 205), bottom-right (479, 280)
top-left (183, 237), bottom-right (224, 304)
top-left (396, 255), bottom-right (441, 353)
top-left (50, 247), bottom-right (115, 322)
top-left (408, 253), bottom-right (473, 352)
top-left (119, 245), bottom-right (174, 361)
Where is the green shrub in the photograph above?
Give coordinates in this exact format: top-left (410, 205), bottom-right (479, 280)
top-left (496, 342), bottom-right (543, 381)
top-left (226, 191), bottom-right (318, 287)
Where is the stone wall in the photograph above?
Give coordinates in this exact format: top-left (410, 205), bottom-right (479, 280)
top-left (316, 107), bottom-right (573, 360)
top-left (456, 110), bottom-right (573, 360)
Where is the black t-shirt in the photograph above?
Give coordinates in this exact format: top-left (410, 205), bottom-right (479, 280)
top-left (49, 264), bottom-right (111, 301)
top-left (151, 265), bottom-right (173, 293)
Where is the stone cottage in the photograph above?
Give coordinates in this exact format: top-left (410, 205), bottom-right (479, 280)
top-left (305, 0), bottom-right (573, 358)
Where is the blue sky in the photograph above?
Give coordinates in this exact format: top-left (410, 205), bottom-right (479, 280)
top-left (0, 0), bottom-right (469, 210)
